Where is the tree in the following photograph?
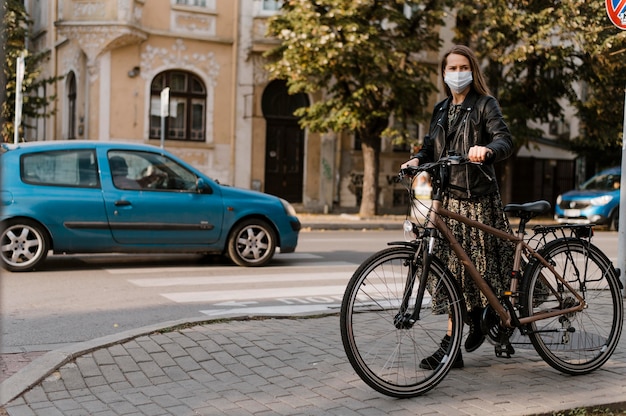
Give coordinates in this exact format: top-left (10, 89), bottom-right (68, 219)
top-left (265, 0), bottom-right (452, 216)
top-left (562, 1), bottom-right (626, 171)
top-left (2, 0), bottom-right (61, 142)
top-left (456, 0), bottom-right (626, 173)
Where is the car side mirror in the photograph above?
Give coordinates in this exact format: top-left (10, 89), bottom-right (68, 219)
top-left (196, 177), bottom-right (212, 194)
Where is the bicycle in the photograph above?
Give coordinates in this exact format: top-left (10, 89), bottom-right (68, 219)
top-left (340, 154), bottom-right (624, 398)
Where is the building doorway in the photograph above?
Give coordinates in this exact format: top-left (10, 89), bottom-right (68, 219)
top-left (261, 80), bottom-right (309, 203)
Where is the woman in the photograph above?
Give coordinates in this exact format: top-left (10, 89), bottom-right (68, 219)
top-left (401, 45), bottom-right (514, 369)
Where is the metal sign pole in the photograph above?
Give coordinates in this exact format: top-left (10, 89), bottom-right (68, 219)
top-left (605, 0), bottom-right (626, 294)
top-left (617, 88), bottom-right (626, 296)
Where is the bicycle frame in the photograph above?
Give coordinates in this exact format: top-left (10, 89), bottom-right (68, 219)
top-left (422, 190), bottom-right (587, 330)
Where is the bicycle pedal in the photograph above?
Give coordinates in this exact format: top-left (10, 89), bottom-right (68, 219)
top-left (494, 343), bottom-right (515, 358)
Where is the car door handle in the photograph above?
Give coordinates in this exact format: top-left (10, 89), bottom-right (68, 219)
top-left (114, 200), bottom-right (131, 206)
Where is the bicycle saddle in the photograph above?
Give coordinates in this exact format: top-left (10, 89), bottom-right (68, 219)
top-left (503, 200), bottom-right (551, 218)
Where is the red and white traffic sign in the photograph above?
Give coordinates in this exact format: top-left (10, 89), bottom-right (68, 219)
top-left (606, 0), bottom-right (626, 30)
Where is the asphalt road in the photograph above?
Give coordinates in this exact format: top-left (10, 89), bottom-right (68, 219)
top-left (1, 230), bottom-right (399, 354)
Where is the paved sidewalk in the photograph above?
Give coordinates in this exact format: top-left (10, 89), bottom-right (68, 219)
top-left (1, 312), bottom-right (626, 416)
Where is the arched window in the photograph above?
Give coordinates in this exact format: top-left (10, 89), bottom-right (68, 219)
top-left (149, 71), bottom-right (206, 142)
top-left (67, 71), bottom-right (77, 140)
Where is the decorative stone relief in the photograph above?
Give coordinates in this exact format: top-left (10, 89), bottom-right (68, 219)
top-left (73, 1), bottom-right (106, 19)
top-left (118, 0), bottom-right (132, 21)
top-left (139, 39), bottom-right (219, 86)
top-left (60, 42), bottom-right (83, 79)
top-left (252, 53), bottom-right (269, 85)
top-left (133, 2), bottom-right (143, 23)
top-left (56, 25), bottom-right (147, 79)
top-left (252, 18), bottom-right (269, 41)
top-left (170, 10), bottom-right (216, 37)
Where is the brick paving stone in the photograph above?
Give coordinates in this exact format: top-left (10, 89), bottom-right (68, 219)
top-left (149, 352), bottom-right (176, 369)
top-left (184, 346), bottom-right (211, 363)
top-left (92, 350), bottom-right (116, 366)
top-left (134, 338), bottom-right (163, 354)
top-left (113, 355), bottom-right (141, 373)
top-left (3, 314), bottom-right (626, 416)
top-left (135, 403), bottom-right (168, 416)
top-left (76, 356), bottom-right (102, 378)
top-left (136, 361), bottom-right (165, 379)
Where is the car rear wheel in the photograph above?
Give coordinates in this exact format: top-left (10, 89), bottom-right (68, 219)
top-left (227, 219), bottom-right (276, 267)
top-left (1, 219), bottom-right (49, 272)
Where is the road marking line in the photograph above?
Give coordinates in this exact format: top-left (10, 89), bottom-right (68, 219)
top-left (128, 271), bottom-right (353, 287)
top-left (106, 259), bottom-right (353, 275)
top-left (161, 285), bottom-right (349, 303)
top-left (200, 304), bottom-right (341, 317)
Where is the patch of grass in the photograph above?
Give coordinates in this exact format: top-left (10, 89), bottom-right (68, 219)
top-left (551, 407), bottom-right (626, 416)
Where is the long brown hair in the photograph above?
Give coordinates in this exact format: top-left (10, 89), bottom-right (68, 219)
top-left (440, 45), bottom-right (491, 96)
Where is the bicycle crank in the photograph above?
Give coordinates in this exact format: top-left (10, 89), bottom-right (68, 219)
top-left (481, 304), bottom-right (516, 358)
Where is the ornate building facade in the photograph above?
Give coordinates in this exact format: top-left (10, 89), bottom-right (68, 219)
top-left (23, 0), bottom-right (577, 213)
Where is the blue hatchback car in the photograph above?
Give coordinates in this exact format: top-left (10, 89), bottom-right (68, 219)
top-left (1, 141), bottom-right (301, 271)
top-left (554, 166), bottom-right (620, 231)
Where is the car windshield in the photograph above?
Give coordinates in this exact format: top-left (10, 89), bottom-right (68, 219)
top-left (580, 172), bottom-right (620, 191)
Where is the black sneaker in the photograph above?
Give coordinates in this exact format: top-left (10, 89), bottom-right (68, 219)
top-left (419, 335), bottom-right (464, 370)
top-left (465, 307), bottom-right (486, 352)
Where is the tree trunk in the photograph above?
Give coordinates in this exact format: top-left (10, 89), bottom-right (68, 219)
top-left (359, 141), bottom-right (379, 217)
top-left (500, 157), bottom-right (514, 205)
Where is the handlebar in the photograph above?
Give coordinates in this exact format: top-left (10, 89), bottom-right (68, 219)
top-left (399, 154), bottom-right (474, 180)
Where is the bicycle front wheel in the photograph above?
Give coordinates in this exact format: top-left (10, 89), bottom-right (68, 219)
top-left (521, 238), bottom-right (624, 375)
top-left (340, 245), bottom-right (463, 398)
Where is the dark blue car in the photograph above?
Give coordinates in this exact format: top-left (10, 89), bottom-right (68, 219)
top-left (554, 166), bottom-right (620, 231)
top-left (1, 141), bottom-right (301, 271)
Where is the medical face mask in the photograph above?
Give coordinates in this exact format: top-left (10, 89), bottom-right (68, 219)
top-left (444, 71), bottom-right (473, 94)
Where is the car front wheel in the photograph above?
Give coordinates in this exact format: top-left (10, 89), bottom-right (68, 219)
top-left (227, 219), bottom-right (276, 267)
top-left (1, 219), bottom-right (49, 272)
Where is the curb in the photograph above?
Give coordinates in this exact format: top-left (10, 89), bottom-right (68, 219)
top-left (0, 311), bottom-right (337, 407)
top-left (0, 316), bottom-right (212, 406)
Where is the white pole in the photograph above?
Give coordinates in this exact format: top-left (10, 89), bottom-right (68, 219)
top-left (618, 84), bottom-right (626, 296)
top-left (14, 52), bottom-right (25, 144)
top-left (160, 87), bottom-right (170, 149)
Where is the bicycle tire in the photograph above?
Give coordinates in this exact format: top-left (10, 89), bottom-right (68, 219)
top-left (340, 245), bottom-right (464, 398)
top-left (521, 238), bottom-right (623, 375)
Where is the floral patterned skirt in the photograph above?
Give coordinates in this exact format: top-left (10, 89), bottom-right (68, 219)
top-left (433, 192), bottom-right (515, 314)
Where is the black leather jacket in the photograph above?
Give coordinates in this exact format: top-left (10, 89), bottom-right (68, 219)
top-left (413, 90), bottom-right (513, 199)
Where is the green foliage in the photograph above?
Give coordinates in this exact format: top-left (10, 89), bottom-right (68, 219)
top-left (265, 0), bottom-right (453, 215)
top-left (265, 0), bottom-right (452, 139)
top-left (456, 0), bottom-right (626, 164)
top-left (2, 0), bottom-right (63, 142)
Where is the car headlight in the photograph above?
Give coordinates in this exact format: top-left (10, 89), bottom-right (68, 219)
top-left (280, 198), bottom-right (298, 217)
top-left (590, 195), bottom-right (613, 206)
top-left (556, 195), bottom-right (562, 205)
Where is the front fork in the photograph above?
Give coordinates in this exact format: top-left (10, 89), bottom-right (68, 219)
top-left (394, 230), bottom-right (436, 329)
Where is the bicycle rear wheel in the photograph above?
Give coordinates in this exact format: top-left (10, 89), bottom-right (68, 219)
top-left (521, 238), bottom-right (623, 375)
top-left (340, 245), bottom-right (463, 398)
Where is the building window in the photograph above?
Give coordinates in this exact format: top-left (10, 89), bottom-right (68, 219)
top-left (149, 71), bottom-right (206, 142)
top-left (262, 0), bottom-right (282, 11)
top-left (255, 0), bottom-right (282, 15)
top-left (175, 0), bottom-right (208, 7)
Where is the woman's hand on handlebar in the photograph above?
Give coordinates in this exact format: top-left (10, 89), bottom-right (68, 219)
top-left (401, 157), bottom-right (420, 169)
top-left (468, 146), bottom-right (494, 163)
